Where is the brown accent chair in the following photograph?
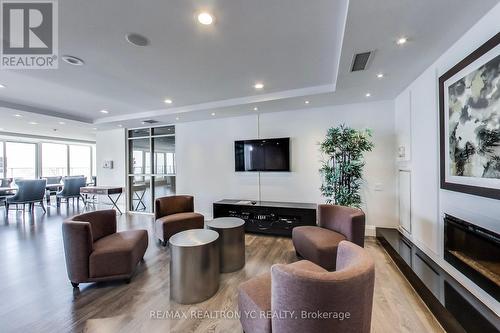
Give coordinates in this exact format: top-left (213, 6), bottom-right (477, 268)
top-left (292, 204), bottom-right (365, 270)
top-left (62, 210), bottom-right (148, 288)
top-left (238, 241), bottom-right (375, 333)
top-left (154, 195), bottom-right (204, 246)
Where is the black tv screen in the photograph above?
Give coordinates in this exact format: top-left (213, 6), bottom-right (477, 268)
top-left (235, 138), bottom-right (290, 172)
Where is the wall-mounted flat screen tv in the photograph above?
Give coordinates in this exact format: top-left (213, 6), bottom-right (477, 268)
top-left (235, 138), bottom-right (290, 172)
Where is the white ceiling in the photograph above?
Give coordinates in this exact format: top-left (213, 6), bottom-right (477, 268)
top-left (0, 108), bottom-right (97, 141)
top-left (0, 0), bottom-right (498, 133)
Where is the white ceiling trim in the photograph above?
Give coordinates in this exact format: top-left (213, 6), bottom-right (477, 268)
top-left (330, 0), bottom-right (349, 92)
top-left (94, 83), bottom-right (335, 124)
top-left (0, 100), bottom-right (93, 123)
top-left (0, 131), bottom-right (95, 144)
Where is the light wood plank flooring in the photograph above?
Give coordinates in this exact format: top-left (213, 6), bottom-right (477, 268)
top-left (0, 205), bottom-right (444, 332)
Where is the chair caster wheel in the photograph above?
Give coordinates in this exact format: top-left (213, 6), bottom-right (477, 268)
top-left (71, 282), bottom-right (79, 288)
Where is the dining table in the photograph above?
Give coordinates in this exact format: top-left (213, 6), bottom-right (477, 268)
top-left (0, 187), bottom-right (17, 193)
top-left (45, 184), bottom-right (63, 204)
top-left (0, 187), bottom-right (16, 206)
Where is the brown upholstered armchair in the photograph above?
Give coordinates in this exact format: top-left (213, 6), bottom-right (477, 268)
top-left (238, 241), bottom-right (375, 333)
top-left (62, 210), bottom-right (148, 288)
top-left (154, 195), bottom-right (204, 246)
top-left (292, 204), bottom-right (365, 270)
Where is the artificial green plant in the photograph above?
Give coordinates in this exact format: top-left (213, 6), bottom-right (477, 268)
top-left (319, 124), bottom-right (374, 208)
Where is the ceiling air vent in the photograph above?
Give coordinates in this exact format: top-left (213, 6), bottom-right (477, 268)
top-left (350, 51), bottom-right (373, 72)
top-left (142, 119), bottom-right (159, 124)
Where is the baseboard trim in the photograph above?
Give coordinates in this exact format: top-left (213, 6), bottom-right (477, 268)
top-left (365, 224), bottom-right (376, 237)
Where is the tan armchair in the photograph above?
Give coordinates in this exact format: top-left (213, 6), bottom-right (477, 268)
top-left (62, 210), bottom-right (148, 288)
top-left (154, 195), bottom-right (204, 246)
top-left (292, 204), bottom-right (365, 270)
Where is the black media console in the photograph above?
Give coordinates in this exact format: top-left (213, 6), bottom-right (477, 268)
top-left (213, 199), bottom-right (317, 237)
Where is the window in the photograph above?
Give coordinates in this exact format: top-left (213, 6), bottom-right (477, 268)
top-left (153, 136), bottom-right (175, 174)
top-left (166, 153), bottom-right (175, 174)
top-left (69, 145), bottom-right (91, 179)
top-left (0, 141), bottom-right (4, 176)
top-left (129, 138), bottom-right (150, 174)
top-left (0, 140), bottom-right (93, 180)
top-left (5, 142), bottom-right (36, 179)
top-left (92, 147), bottom-right (96, 176)
top-left (132, 150), bottom-right (144, 174)
top-left (42, 143), bottom-right (68, 176)
top-left (145, 152), bottom-right (151, 174)
top-left (155, 153), bottom-right (165, 174)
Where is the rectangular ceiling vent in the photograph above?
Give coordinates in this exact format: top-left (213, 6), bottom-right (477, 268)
top-left (142, 119), bottom-right (159, 124)
top-left (350, 51), bottom-right (374, 72)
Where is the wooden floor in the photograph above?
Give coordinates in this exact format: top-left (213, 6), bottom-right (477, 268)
top-left (0, 205), bottom-right (444, 333)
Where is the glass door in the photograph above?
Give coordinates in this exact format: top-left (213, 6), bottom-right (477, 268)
top-left (153, 135), bottom-right (176, 200)
top-left (127, 126), bottom-right (175, 213)
top-left (128, 136), bottom-right (152, 213)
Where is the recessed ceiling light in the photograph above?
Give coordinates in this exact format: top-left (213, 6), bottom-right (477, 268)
top-left (14, 114), bottom-right (22, 117)
top-left (396, 37), bottom-right (407, 45)
top-left (253, 107), bottom-right (259, 111)
top-left (254, 83), bottom-right (264, 90)
top-left (100, 109), bottom-right (109, 114)
top-left (197, 12), bottom-right (214, 25)
top-left (164, 99), bottom-right (173, 104)
top-left (305, 100), bottom-right (310, 104)
top-left (0, 84), bottom-right (5, 88)
top-left (58, 121), bottom-right (65, 125)
top-left (29, 121), bottom-right (38, 125)
top-left (125, 33), bottom-right (149, 47)
top-left (376, 73), bottom-right (384, 78)
top-left (175, 116), bottom-right (180, 121)
top-left (117, 124), bottom-right (123, 128)
top-left (62, 55), bottom-right (85, 66)
top-left (365, 93), bottom-right (371, 97)
top-left (92, 128), bottom-right (97, 130)
top-left (211, 112), bottom-right (216, 116)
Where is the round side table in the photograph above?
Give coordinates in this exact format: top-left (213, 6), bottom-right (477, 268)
top-left (169, 229), bottom-right (220, 304)
top-left (206, 217), bottom-right (245, 273)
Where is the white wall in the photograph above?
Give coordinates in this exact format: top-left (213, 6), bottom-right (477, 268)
top-left (96, 128), bottom-right (126, 209)
top-left (176, 100), bottom-right (398, 233)
top-left (176, 115), bottom-right (259, 216)
top-left (394, 3), bottom-right (500, 311)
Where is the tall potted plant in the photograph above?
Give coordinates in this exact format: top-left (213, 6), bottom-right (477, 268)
top-left (319, 124), bottom-right (374, 207)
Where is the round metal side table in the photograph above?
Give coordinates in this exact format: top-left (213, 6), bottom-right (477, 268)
top-left (169, 229), bottom-right (220, 304)
top-left (206, 217), bottom-right (245, 273)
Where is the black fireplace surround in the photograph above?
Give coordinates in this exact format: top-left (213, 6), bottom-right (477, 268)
top-left (377, 227), bottom-right (499, 332)
top-left (444, 214), bottom-right (499, 301)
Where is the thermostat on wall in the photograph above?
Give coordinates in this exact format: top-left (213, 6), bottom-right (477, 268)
top-left (398, 145), bottom-right (406, 159)
top-left (103, 160), bottom-right (114, 169)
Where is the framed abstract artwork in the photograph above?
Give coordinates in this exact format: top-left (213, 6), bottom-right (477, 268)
top-left (439, 32), bottom-right (500, 200)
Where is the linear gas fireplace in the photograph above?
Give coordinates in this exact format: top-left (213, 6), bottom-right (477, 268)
top-left (444, 214), bottom-right (499, 301)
